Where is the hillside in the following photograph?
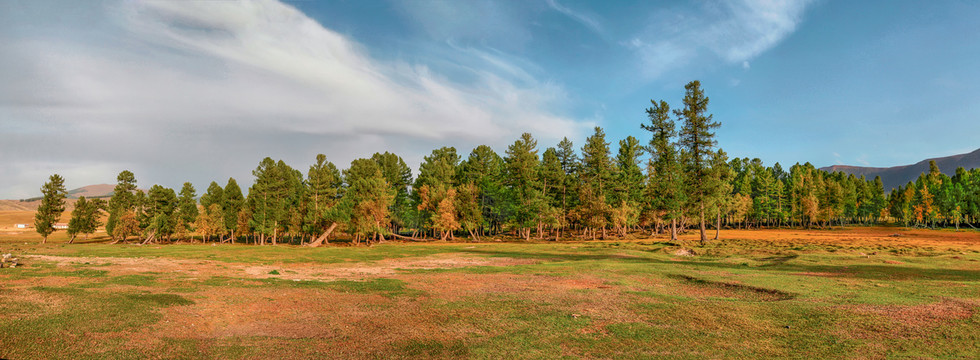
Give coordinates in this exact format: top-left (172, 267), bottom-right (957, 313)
top-left (0, 199), bottom-right (78, 213)
top-left (65, 184), bottom-right (115, 199)
top-left (822, 148), bottom-right (980, 191)
top-left (15, 183), bottom-right (125, 204)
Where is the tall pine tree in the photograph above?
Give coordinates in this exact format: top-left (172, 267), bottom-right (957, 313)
top-left (34, 174), bottom-right (67, 244)
top-left (676, 80), bottom-right (721, 243)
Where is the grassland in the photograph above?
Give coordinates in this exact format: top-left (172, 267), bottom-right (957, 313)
top-left (1, 227), bottom-right (978, 359)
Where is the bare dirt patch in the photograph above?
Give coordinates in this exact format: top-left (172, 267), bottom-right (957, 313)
top-left (23, 253), bottom-right (539, 282)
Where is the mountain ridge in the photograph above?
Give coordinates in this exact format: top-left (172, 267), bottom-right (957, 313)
top-left (821, 148), bottom-right (980, 191)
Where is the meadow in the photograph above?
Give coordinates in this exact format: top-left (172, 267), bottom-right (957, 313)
top-left (1, 227), bottom-right (978, 359)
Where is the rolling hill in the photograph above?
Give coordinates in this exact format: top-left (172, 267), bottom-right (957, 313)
top-left (2, 184), bottom-right (117, 212)
top-left (821, 148), bottom-right (980, 191)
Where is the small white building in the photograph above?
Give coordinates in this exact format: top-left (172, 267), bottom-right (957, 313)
top-left (53, 223), bottom-right (68, 230)
top-left (15, 224), bottom-right (29, 229)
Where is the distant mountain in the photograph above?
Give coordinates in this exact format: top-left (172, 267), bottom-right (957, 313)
top-left (821, 148), bottom-right (980, 191)
top-left (16, 184), bottom-right (117, 203)
top-left (65, 184), bottom-right (116, 199)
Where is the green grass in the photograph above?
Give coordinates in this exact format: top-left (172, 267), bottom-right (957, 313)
top-left (1, 232), bottom-right (979, 359)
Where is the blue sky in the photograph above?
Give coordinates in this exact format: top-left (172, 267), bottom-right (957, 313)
top-left (2, 0), bottom-right (979, 198)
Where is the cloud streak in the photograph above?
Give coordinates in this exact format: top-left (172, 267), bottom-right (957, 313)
top-left (630, 0), bottom-right (814, 78)
top-left (546, 0), bottom-right (604, 35)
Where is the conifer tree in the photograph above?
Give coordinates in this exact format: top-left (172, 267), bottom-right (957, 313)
top-left (504, 133), bottom-right (545, 240)
top-left (248, 158), bottom-right (299, 245)
top-left (708, 149), bottom-right (732, 239)
top-left (455, 182), bottom-right (484, 240)
top-left (676, 80), bottom-right (721, 243)
top-left (346, 160), bottom-right (395, 244)
top-left (68, 196), bottom-right (101, 243)
top-left (579, 127), bottom-right (614, 238)
top-left (642, 99), bottom-right (684, 240)
top-left (372, 152), bottom-right (414, 232)
top-left (200, 181), bottom-right (224, 211)
top-left (555, 137), bottom-right (581, 231)
top-left (304, 154), bottom-right (343, 243)
top-left (145, 185), bottom-right (178, 242)
top-left (34, 174), bottom-right (67, 243)
top-left (614, 136), bottom-right (646, 208)
top-left (105, 170), bottom-right (137, 240)
top-left (222, 178), bottom-right (245, 241)
top-left (459, 145), bottom-right (505, 236)
top-left (177, 182), bottom-right (198, 234)
top-left (113, 211), bottom-right (140, 242)
top-left (539, 147), bottom-right (564, 237)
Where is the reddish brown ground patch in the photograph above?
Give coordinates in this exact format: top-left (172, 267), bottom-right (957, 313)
top-left (23, 254), bottom-right (538, 282)
top-left (842, 299), bottom-right (978, 339)
top-left (665, 227), bottom-right (980, 249)
top-left (115, 286), bottom-right (484, 357)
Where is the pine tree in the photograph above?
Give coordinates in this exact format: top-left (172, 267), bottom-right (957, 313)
top-left (642, 99), bottom-right (685, 240)
top-left (555, 137), bottom-right (581, 233)
top-left (196, 204), bottom-right (225, 242)
top-left (459, 145), bottom-right (505, 236)
top-left (579, 127), bottom-right (614, 238)
top-left (222, 178), bottom-right (245, 241)
top-left (539, 147), bottom-right (564, 237)
top-left (676, 80), bottom-right (721, 243)
top-left (248, 158), bottom-right (299, 245)
top-left (304, 154), bottom-right (343, 243)
top-left (708, 149), bottom-right (732, 239)
top-left (68, 196), bottom-right (102, 243)
top-left (34, 174), bottom-right (67, 243)
top-left (504, 133), bottom-right (545, 240)
top-left (105, 170), bottom-right (137, 240)
top-left (346, 162), bottom-right (395, 244)
top-left (200, 181), bottom-right (224, 212)
top-left (177, 182), bottom-right (198, 234)
top-left (614, 136), bottom-right (646, 209)
top-left (433, 188), bottom-right (460, 240)
top-left (455, 182), bottom-right (484, 240)
top-left (372, 152), bottom-right (414, 233)
top-left (145, 185), bottom-right (178, 242)
top-left (113, 211), bottom-right (140, 242)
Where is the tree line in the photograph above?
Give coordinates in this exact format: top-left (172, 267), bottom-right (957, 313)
top-left (33, 81), bottom-right (980, 245)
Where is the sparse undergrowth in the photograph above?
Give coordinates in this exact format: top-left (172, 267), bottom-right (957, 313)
top-left (1, 227), bottom-right (978, 359)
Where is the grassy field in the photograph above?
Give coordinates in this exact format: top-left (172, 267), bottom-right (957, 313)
top-left (1, 227), bottom-right (978, 359)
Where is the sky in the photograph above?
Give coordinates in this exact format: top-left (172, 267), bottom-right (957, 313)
top-left (2, 0), bottom-right (980, 198)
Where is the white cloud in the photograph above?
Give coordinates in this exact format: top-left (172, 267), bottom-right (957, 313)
top-left (632, 0), bottom-right (813, 78)
top-left (0, 0), bottom-right (590, 198)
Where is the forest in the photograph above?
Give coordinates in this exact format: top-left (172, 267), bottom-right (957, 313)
top-left (32, 81), bottom-right (980, 245)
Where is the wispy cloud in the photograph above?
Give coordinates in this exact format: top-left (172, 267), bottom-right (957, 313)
top-left (630, 0), bottom-right (814, 78)
top-left (545, 0), bottom-right (604, 35)
top-left (0, 0), bottom-right (590, 198)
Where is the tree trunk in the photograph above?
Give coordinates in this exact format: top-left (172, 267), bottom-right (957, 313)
top-left (670, 218), bottom-right (677, 242)
top-left (714, 211), bottom-right (721, 240)
top-left (307, 223), bottom-right (338, 247)
top-left (698, 205), bottom-right (707, 245)
top-left (68, 234), bottom-right (75, 244)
